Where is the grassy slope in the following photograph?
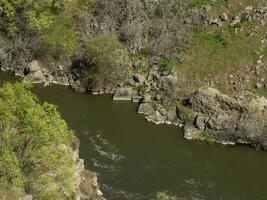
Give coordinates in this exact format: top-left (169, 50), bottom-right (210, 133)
top-left (175, 0), bottom-right (267, 96)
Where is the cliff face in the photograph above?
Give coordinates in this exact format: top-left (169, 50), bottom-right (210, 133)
top-left (179, 87), bottom-right (267, 149)
top-left (73, 145), bottom-right (105, 200)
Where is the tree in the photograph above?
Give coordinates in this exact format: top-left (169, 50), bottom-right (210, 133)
top-left (0, 82), bottom-right (77, 200)
top-left (0, 0), bottom-right (64, 33)
top-left (84, 34), bottom-right (131, 92)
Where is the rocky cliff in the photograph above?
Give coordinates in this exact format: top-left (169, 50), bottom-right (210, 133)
top-left (179, 87), bottom-right (267, 149)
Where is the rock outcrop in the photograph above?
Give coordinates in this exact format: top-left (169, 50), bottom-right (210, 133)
top-left (73, 141), bottom-right (105, 200)
top-left (177, 86), bottom-right (267, 149)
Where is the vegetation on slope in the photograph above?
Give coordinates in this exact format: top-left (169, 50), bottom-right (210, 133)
top-left (0, 82), bottom-right (77, 199)
top-left (0, 0), bottom-right (266, 94)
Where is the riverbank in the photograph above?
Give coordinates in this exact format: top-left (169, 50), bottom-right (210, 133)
top-left (1, 0), bottom-right (267, 152)
top-left (2, 57), bottom-right (267, 152)
top-left (0, 82), bottom-right (104, 200)
top-left (1, 71), bottom-right (267, 199)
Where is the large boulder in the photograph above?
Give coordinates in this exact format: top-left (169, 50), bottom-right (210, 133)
top-left (178, 86), bottom-right (267, 149)
top-left (146, 111), bottom-right (165, 124)
top-left (24, 71), bottom-right (46, 84)
top-left (24, 60), bottom-right (46, 84)
top-left (138, 103), bottom-right (155, 116)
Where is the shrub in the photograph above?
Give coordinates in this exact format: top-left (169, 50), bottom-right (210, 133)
top-left (84, 34), bottom-right (130, 92)
top-left (0, 0), bottom-right (64, 33)
top-left (177, 105), bottom-right (197, 122)
top-left (199, 132), bottom-right (216, 145)
top-left (78, 0), bottom-right (96, 13)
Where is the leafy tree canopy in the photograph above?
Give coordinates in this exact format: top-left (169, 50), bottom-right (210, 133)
top-left (0, 0), bottom-right (64, 33)
top-left (0, 82), bottom-right (76, 200)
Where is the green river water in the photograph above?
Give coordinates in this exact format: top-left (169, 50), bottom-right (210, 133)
top-left (1, 71), bottom-right (267, 200)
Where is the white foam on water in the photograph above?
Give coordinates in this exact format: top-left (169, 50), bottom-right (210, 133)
top-left (89, 133), bottom-right (125, 162)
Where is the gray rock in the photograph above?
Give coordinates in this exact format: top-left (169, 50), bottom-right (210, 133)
top-left (220, 13), bottom-right (228, 21)
top-left (24, 60), bottom-right (47, 84)
top-left (203, 5), bottom-right (211, 13)
top-left (24, 70), bottom-right (46, 84)
top-left (230, 16), bottom-right (241, 26)
top-left (245, 6), bottom-right (253, 11)
top-left (195, 114), bottom-right (206, 130)
top-left (146, 111), bottom-right (165, 125)
top-left (132, 96), bottom-right (143, 103)
top-left (133, 73), bottom-right (146, 84)
top-left (20, 195), bottom-right (33, 200)
top-left (166, 106), bottom-right (177, 122)
top-left (184, 123), bottom-right (201, 140)
top-left (255, 83), bottom-right (262, 89)
top-left (113, 87), bottom-right (133, 101)
top-left (52, 76), bottom-right (69, 86)
top-left (158, 107), bottom-right (168, 116)
top-left (28, 60), bottom-right (42, 73)
top-left (71, 80), bottom-right (86, 93)
top-left (209, 18), bottom-right (222, 26)
top-left (143, 93), bottom-right (152, 102)
top-left (181, 86), bottom-right (267, 149)
top-left (138, 103), bottom-right (155, 116)
top-left (156, 94), bottom-right (162, 101)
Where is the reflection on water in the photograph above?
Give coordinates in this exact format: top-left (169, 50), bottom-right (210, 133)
top-left (1, 71), bottom-right (267, 200)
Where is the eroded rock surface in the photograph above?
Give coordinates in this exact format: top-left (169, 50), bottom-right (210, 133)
top-left (177, 86), bottom-right (267, 149)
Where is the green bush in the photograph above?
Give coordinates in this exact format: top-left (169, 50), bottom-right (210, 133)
top-left (78, 0), bottom-right (96, 12)
top-left (0, 0), bottom-right (64, 33)
top-left (177, 105), bottom-right (197, 122)
top-left (187, 0), bottom-right (228, 7)
top-left (0, 82), bottom-right (76, 199)
top-left (199, 132), bottom-right (216, 145)
top-left (84, 34), bottom-right (130, 91)
top-left (156, 191), bottom-right (176, 200)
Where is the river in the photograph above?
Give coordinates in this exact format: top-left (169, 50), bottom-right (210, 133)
top-left (1, 71), bottom-right (267, 200)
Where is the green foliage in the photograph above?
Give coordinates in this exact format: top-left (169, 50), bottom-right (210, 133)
top-left (0, 82), bottom-right (76, 199)
top-left (138, 83), bottom-right (147, 94)
top-left (177, 105), bottom-right (196, 122)
top-left (158, 57), bottom-right (176, 71)
top-left (178, 22), bottom-right (262, 86)
top-left (187, 0), bottom-right (228, 7)
top-left (86, 34), bottom-right (122, 60)
top-left (78, 0), bottom-right (96, 13)
top-left (187, 0), bottom-right (210, 7)
top-left (199, 132), bottom-right (216, 145)
top-left (0, 148), bottom-right (25, 188)
top-left (135, 64), bottom-right (150, 75)
top-left (41, 14), bottom-right (78, 56)
top-left (156, 191), bottom-right (176, 200)
top-left (85, 34), bottom-right (130, 91)
top-left (0, 0), bottom-right (64, 33)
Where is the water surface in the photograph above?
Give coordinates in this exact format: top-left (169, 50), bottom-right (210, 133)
top-left (1, 71), bottom-right (267, 200)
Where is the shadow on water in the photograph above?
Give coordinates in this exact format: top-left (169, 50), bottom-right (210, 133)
top-left (1, 71), bottom-right (267, 200)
